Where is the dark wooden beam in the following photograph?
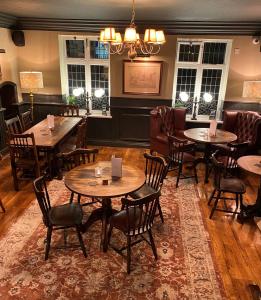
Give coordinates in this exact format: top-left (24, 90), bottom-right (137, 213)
top-left (0, 13), bottom-right (17, 29)
top-left (16, 18), bottom-right (261, 35)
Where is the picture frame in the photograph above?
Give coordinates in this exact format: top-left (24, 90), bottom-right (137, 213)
top-left (123, 60), bottom-right (162, 95)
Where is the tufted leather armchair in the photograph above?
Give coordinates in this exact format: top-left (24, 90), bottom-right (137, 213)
top-left (221, 110), bottom-right (261, 153)
top-left (150, 106), bottom-right (187, 156)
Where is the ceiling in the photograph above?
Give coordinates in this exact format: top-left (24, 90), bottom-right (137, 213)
top-left (1, 0), bottom-right (261, 22)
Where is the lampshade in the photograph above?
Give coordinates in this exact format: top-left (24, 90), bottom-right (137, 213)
top-left (242, 81), bottom-right (261, 98)
top-left (20, 71), bottom-right (44, 90)
top-left (144, 29), bottom-right (157, 43)
top-left (156, 30), bottom-right (166, 44)
top-left (111, 32), bottom-right (122, 45)
top-left (103, 28), bottom-right (116, 42)
top-left (124, 27), bottom-right (137, 43)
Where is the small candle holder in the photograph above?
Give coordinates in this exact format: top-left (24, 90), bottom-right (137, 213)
top-left (95, 167), bottom-right (102, 177)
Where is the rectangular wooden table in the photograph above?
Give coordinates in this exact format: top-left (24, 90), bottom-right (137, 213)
top-left (24, 116), bottom-right (82, 177)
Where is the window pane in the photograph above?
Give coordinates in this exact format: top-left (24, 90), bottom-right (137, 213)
top-left (202, 42), bottom-right (226, 64)
top-left (178, 44), bottom-right (200, 62)
top-left (67, 64), bottom-right (86, 107)
top-left (175, 68), bottom-right (197, 114)
top-left (91, 65), bottom-right (109, 110)
top-left (66, 40), bottom-right (85, 58)
top-left (90, 41), bottom-right (109, 59)
top-left (198, 69), bottom-right (222, 115)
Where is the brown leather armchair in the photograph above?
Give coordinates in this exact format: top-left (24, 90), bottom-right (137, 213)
top-left (150, 106), bottom-right (186, 156)
top-left (220, 110), bottom-right (261, 154)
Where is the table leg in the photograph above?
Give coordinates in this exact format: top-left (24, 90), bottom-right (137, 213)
top-left (239, 178), bottom-right (261, 220)
top-left (81, 198), bottom-right (117, 251)
top-left (194, 143), bottom-right (211, 183)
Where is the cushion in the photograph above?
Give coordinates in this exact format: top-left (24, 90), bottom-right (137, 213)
top-left (220, 178), bottom-right (246, 194)
top-left (49, 203), bottom-right (83, 226)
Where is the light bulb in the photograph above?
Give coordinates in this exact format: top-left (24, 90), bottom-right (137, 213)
top-left (203, 92), bottom-right (213, 103)
top-left (179, 92), bottom-right (189, 102)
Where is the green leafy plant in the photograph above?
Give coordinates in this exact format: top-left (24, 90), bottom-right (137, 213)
top-left (67, 95), bottom-right (76, 105)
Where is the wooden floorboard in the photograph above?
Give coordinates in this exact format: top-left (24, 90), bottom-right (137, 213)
top-left (0, 146), bottom-right (260, 299)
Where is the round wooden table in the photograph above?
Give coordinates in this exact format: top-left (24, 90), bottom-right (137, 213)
top-left (65, 161), bottom-right (145, 251)
top-left (184, 128), bottom-right (237, 183)
top-left (237, 155), bottom-right (261, 220)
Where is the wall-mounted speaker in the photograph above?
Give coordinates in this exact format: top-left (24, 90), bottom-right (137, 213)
top-left (11, 31), bottom-right (25, 47)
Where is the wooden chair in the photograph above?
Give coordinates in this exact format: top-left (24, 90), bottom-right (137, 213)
top-left (5, 116), bottom-right (23, 136)
top-left (168, 135), bottom-right (198, 188)
top-left (0, 154), bottom-right (5, 212)
top-left (129, 153), bottom-right (168, 223)
top-left (208, 151), bottom-right (246, 219)
top-left (7, 133), bottom-right (47, 190)
top-left (57, 148), bottom-right (99, 205)
top-left (59, 117), bottom-right (87, 153)
top-left (106, 190), bottom-right (160, 274)
top-left (33, 176), bottom-right (87, 260)
top-left (60, 105), bottom-right (79, 117)
top-left (20, 109), bottom-right (33, 131)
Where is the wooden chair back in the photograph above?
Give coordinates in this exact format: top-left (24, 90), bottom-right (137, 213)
top-left (8, 133), bottom-right (40, 176)
top-left (5, 116), bottom-right (23, 135)
top-left (75, 118), bottom-right (87, 148)
top-left (144, 153), bottom-right (168, 191)
top-left (60, 105), bottom-right (79, 117)
top-left (168, 135), bottom-right (188, 164)
top-left (57, 148), bottom-right (98, 172)
top-left (211, 151), bottom-right (225, 190)
top-left (121, 190), bottom-right (160, 236)
top-left (20, 110), bottom-right (33, 131)
top-left (33, 176), bottom-right (51, 227)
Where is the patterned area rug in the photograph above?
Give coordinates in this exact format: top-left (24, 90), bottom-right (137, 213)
top-left (0, 178), bottom-right (225, 300)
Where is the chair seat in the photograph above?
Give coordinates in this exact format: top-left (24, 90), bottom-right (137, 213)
top-left (130, 184), bottom-right (157, 199)
top-left (110, 207), bottom-right (143, 233)
top-left (220, 178), bottom-right (246, 193)
top-left (49, 203), bottom-right (83, 226)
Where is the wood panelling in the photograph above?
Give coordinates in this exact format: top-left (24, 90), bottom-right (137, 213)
top-left (224, 100), bottom-right (261, 112)
top-left (0, 13), bottom-right (17, 28)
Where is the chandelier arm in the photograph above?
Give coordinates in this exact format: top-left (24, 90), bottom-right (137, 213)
top-left (140, 42), bottom-right (161, 55)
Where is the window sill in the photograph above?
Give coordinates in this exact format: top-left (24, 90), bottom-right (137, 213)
top-left (186, 115), bottom-right (223, 123)
top-left (79, 109), bottom-right (112, 119)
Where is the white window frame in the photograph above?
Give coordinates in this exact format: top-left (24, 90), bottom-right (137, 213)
top-left (58, 35), bottom-right (110, 113)
top-left (172, 38), bottom-right (232, 120)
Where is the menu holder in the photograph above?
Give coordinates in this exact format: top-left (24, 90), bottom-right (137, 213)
top-left (209, 119), bottom-right (217, 137)
top-left (47, 114), bottom-right (55, 130)
top-left (111, 156), bottom-right (122, 178)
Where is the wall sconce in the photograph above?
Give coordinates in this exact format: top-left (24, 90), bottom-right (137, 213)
top-left (20, 71), bottom-right (44, 120)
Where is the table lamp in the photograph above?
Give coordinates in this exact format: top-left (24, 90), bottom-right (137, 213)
top-left (20, 71), bottom-right (44, 120)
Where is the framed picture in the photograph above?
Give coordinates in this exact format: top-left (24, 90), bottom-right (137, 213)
top-left (123, 60), bottom-right (162, 95)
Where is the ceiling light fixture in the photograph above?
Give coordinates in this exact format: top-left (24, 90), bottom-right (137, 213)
top-left (99, 0), bottom-right (166, 60)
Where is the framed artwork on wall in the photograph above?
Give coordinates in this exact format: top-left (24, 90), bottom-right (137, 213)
top-left (123, 60), bottom-right (162, 95)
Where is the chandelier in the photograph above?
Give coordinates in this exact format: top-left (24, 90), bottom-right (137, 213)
top-left (99, 0), bottom-right (166, 60)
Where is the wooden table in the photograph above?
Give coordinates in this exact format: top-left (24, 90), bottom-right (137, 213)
top-left (184, 128), bottom-right (237, 183)
top-left (238, 155), bottom-right (261, 221)
top-left (64, 161), bottom-right (145, 251)
top-left (25, 116), bottom-right (82, 177)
